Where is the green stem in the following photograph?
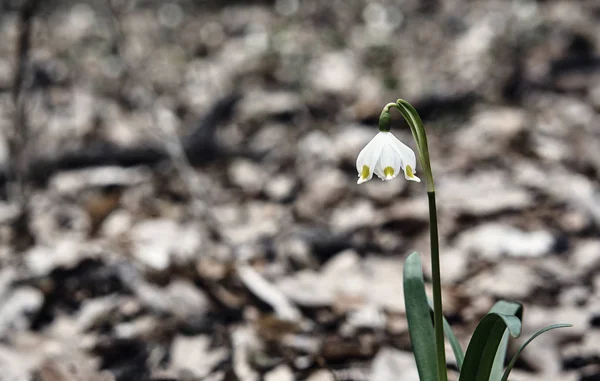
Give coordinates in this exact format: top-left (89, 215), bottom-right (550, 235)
top-left (396, 99), bottom-right (434, 192)
top-left (428, 191), bottom-right (447, 381)
top-left (387, 99), bottom-right (446, 381)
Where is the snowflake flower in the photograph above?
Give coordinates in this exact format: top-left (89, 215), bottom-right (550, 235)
top-left (356, 131), bottom-right (420, 184)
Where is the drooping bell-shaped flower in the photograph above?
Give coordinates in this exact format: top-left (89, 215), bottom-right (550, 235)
top-left (356, 131), bottom-right (420, 184)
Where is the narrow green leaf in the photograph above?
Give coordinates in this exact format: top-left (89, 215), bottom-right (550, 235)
top-left (458, 313), bottom-right (521, 381)
top-left (489, 301), bottom-right (523, 320)
top-left (488, 301), bottom-right (523, 381)
top-left (501, 324), bottom-right (572, 381)
top-left (403, 252), bottom-right (437, 381)
top-left (427, 299), bottom-right (465, 370)
top-left (490, 330), bottom-right (509, 381)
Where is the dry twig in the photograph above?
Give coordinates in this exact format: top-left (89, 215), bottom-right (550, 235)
top-left (8, 0), bottom-right (40, 249)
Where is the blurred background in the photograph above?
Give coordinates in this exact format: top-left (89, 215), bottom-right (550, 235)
top-left (0, 0), bottom-right (599, 380)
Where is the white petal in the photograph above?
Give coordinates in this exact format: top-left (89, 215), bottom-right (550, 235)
top-left (356, 132), bottom-right (385, 184)
top-left (388, 132), bottom-right (417, 168)
top-left (374, 144), bottom-right (402, 181)
top-left (387, 132), bottom-right (420, 181)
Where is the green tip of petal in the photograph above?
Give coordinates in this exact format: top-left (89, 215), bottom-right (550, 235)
top-left (405, 165), bottom-right (421, 182)
top-left (384, 166), bottom-right (395, 179)
top-left (361, 165), bottom-right (370, 178)
top-left (358, 165), bottom-right (370, 183)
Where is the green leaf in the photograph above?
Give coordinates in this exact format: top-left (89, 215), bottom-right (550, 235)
top-left (490, 330), bottom-right (509, 381)
top-left (488, 301), bottom-right (523, 381)
top-left (458, 312), bottom-right (521, 381)
top-left (427, 299), bottom-right (465, 371)
top-left (488, 301), bottom-right (523, 319)
top-left (403, 252), bottom-right (437, 381)
top-left (501, 324), bottom-right (572, 381)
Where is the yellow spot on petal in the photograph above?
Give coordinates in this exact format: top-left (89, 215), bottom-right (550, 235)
top-left (383, 166), bottom-right (395, 178)
top-left (361, 165), bottom-right (370, 179)
top-left (405, 165), bottom-right (415, 178)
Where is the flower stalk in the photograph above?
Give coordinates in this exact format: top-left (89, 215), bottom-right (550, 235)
top-left (427, 190), bottom-right (446, 381)
top-left (377, 100), bottom-right (447, 381)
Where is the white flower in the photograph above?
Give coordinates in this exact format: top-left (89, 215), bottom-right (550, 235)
top-left (356, 131), bottom-right (420, 184)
